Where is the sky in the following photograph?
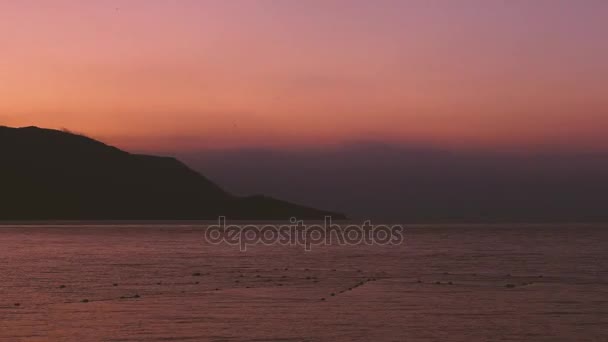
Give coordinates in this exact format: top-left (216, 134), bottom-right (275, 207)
top-left (1, 0), bottom-right (607, 152)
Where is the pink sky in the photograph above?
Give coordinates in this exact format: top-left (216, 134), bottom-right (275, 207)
top-left (1, 0), bottom-right (607, 152)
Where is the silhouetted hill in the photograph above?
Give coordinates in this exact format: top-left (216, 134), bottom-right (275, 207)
top-left (0, 126), bottom-right (345, 220)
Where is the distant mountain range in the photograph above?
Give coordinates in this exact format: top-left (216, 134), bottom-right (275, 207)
top-left (179, 143), bottom-right (608, 223)
top-left (0, 126), bottom-right (345, 220)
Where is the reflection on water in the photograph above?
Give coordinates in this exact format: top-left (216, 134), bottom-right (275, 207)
top-left (1, 224), bottom-right (607, 341)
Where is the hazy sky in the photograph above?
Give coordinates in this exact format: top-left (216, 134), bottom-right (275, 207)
top-left (1, 0), bottom-right (607, 152)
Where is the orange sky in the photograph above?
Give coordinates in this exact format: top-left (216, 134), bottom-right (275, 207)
top-left (1, 0), bottom-right (607, 152)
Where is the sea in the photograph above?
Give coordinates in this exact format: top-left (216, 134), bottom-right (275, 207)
top-left (0, 223), bottom-right (606, 341)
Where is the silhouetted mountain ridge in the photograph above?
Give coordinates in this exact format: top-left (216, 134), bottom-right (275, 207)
top-left (0, 126), bottom-right (345, 220)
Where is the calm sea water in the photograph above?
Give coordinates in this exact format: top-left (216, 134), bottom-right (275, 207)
top-left (0, 224), bottom-right (607, 341)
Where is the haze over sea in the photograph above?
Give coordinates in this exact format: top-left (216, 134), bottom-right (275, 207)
top-left (1, 223), bottom-right (606, 341)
